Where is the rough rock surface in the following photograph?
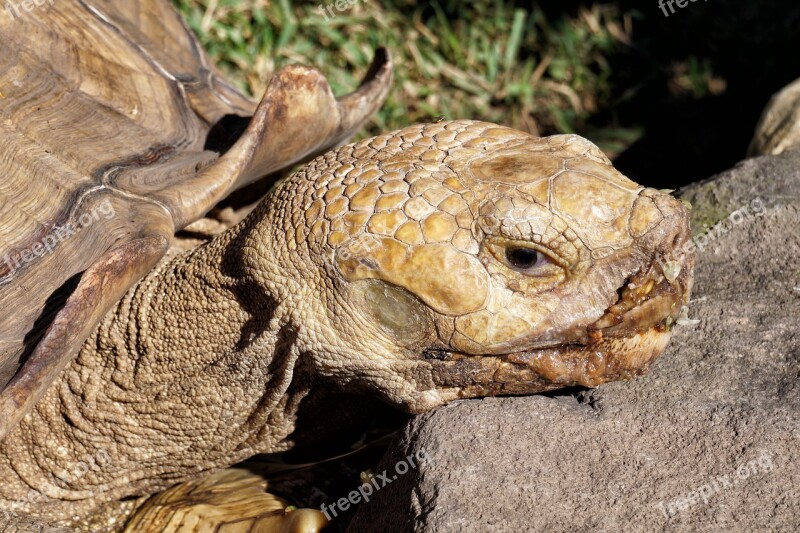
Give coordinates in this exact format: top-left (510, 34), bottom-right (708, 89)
top-left (349, 152), bottom-right (800, 532)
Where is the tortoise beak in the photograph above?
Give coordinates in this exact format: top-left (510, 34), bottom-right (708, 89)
top-left (587, 189), bottom-right (694, 340)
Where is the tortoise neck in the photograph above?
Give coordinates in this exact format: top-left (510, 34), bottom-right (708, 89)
top-left (0, 223), bottom-right (312, 519)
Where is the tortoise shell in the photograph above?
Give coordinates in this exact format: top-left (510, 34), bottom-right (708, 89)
top-left (749, 77), bottom-right (800, 156)
top-left (0, 0), bottom-right (391, 440)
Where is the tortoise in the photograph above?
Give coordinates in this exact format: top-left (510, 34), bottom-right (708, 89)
top-left (0, 0), bottom-right (695, 531)
top-left (749, 76), bottom-right (800, 156)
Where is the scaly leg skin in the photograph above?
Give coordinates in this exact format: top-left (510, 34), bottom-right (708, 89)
top-left (0, 221), bottom-right (323, 529)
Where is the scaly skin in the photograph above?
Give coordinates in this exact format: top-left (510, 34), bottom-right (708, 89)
top-left (0, 120), bottom-right (694, 527)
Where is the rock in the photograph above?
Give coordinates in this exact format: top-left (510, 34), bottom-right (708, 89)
top-left (349, 152), bottom-right (800, 533)
top-left (679, 150), bottom-right (800, 235)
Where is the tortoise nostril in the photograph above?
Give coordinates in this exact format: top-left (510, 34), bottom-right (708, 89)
top-left (662, 221), bottom-right (687, 253)
top-left (669, 210), bottom-right (693, 254)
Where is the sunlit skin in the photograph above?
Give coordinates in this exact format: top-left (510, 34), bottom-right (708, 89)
top-left (0, 120), bottom-right (693, 528)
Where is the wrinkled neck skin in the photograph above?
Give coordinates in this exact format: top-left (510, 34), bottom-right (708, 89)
top-left (0, 211), bottom-right (315, 524)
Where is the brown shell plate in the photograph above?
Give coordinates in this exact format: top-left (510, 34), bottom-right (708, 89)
top-left (0, 0), bottom-right (392, 440)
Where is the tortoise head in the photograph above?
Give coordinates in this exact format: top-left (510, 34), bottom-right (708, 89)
top-left (256, 120), bottom-right (694, 413)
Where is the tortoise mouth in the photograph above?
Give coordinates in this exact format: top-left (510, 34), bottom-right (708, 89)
top-left (426, 327), bottom-right (673, 399)
top-left (426, 252), bottom-right (689, 360)
top-left (417, 229), bottom-right (697, 403)
top-left (585, 257), bottom-right (689, 342)
top-left (424, 257), bottom-right (691, 398)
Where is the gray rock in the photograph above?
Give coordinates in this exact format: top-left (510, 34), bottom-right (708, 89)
top-left (349, 152), bottom-right (800, 533)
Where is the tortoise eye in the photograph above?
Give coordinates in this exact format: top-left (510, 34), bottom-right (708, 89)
top-left (505, 247), bottom-right (543, 270)
top-left (485, 239), bottom-right (565, 282)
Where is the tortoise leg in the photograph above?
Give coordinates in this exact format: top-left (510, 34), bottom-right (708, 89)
top-left (124, 469), bottom-right (328, 533)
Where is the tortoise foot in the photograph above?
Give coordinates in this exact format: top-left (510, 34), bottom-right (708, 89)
top-left (124, 468), bottom-right (328, 533)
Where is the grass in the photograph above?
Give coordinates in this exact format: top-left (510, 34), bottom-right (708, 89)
top-left (173, 0), bottom-right (728, 156)
top-left (170, 0), bottom-right (652, 149)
